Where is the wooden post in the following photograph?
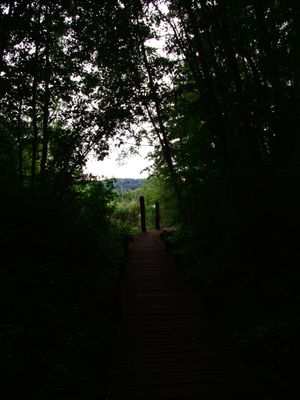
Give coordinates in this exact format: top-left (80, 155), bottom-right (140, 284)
top-left (155, 202), bottom-right (160, 230)
top-left (139, 196), bottom-right (146, 232)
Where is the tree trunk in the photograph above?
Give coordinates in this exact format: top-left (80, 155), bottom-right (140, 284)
top-left (17, 99), bottom-right (23, 186)
top-left (31, 43), bottom-right (39, 189)
top-left (40, 37), bottom-right (50, 181)
top-left (181, 1), bottom-right (230, 175)
top-left (291, 0), bottom-right (300, 154)
top-left (0, 0), bottom-right (14, 71)
top-left (216, 0), bottom-right (263, 186)
top-left (140, 41), bottom-right (179, 193)
top-left (252, 0), bottom-right (291, 163)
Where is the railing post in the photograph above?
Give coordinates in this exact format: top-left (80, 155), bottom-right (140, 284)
top-left (139, 196), bottom-right (146, 232)
top-left (155, 202), bottom-right (160, 230)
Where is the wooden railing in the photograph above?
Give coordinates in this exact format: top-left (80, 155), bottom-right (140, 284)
top-left (139, 196), bottom-right (160, 232)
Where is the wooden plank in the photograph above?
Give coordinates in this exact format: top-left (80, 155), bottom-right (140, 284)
top-left (108, 381), bottom-right (268, 398)
top-left (108, 395), bottom-right (271, 400)
top-left (110, 360), bottom-right (248, 375)
top-left (124, 323), bottom-right (223, 333)
top-left (106, 230), bottom-right (270, 400)
top-left (110, 370), bottom-right (254, 384)
top-left (112, 345), bottom-right (237, 356)
top-left (110, 353), bottom-right (242, 366)
top-left (122, 337), bottom-right (233, 348)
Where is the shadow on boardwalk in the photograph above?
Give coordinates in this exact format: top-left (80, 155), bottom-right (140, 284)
top-left (106, 230), bottom-right (270, 400)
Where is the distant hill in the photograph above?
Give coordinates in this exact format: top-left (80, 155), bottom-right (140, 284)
top-left (113, 178), bottom-right (145, 191)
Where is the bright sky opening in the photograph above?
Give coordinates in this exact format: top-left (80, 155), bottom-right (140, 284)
top-left (84, 142), bottom-right (154, 179)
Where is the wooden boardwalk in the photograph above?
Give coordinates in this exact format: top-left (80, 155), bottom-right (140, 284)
top-left (106, 230), bottom-right (270, 400)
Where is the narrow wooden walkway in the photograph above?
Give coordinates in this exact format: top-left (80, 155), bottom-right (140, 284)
top-left (106, 230), bottom-right (270, 400)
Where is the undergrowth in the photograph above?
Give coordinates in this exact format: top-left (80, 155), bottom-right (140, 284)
top-left (0, 181), bottom-right (132, 399)
top-left (168, 225), bottom-right (300, 400)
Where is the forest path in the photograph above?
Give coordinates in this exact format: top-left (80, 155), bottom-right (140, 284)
top-left (106, 230), bottom-right (270, 400)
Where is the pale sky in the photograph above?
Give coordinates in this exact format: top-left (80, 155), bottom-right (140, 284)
top-left (84, 141), bottom-right (154, 179)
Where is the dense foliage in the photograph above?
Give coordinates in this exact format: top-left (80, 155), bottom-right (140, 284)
top-left (112, 175), bottom-right (178, 231)
top-left (0, 1), bottom-right (145, 397)
top-left (0, 180), bottom-right (129, 398)
top-left (112, 178), bottom-right (145, 191)
top-left (141, 1), bottom-right (300, 394)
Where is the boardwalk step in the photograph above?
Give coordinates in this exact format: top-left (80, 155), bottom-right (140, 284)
top-left (106, 231), bottom-right (270, 400)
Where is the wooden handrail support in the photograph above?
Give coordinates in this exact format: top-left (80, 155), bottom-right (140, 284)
top-left (160, 228), bottom-right (176, 250)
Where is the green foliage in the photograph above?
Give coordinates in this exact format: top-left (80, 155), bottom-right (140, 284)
top-left (0, 179), bottom-right (133, 399)
top-left (140, 175), bottom-right (179, 229)
top-left (111, 189), bottom-right (141, 232)
top-left (110, 175), bottom-right (179, 233)
top-left (146, 0), bottom-right (300, 278)
top-left (140, 2), bottom-right (300, 392)
top-left (0, 122), bottom-right (18, 186)
top-left (0, 0), bottom-right (148, 188)
top-left (0, 4), bottom-right (150, 394)
top-left (112, 178), bottom-right (145, 191)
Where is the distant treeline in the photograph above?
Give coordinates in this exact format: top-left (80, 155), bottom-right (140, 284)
top-left (110, 178), bottom-right (145, 192)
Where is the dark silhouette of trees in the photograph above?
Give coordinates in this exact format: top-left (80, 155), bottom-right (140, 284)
top-left (143, 2), bottom-right (299, 394)
top-left (0, 2), bottom-right (149, 398)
